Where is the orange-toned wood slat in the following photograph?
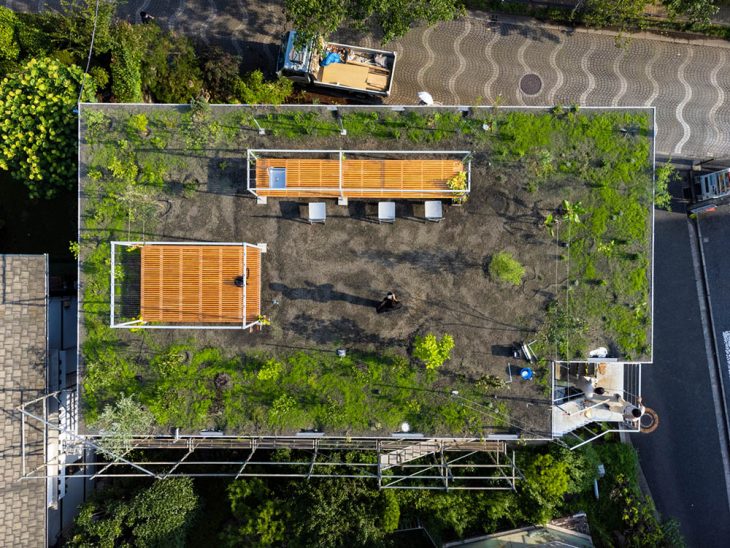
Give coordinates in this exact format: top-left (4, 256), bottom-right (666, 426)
top-left (255, 158), bottom-right (463, 198)
top-left (141, 245), bottom-right (261, 324)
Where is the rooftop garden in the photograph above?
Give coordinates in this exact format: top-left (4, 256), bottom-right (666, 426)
top-left (78, 104), bottom-right (653, 439)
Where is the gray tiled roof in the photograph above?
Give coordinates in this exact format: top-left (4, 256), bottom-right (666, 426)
top-left (0, 255), bottom-right (47, 547)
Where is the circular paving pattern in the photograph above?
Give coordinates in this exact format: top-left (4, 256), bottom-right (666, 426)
top-left (520, 73), bottom-right (542, 96)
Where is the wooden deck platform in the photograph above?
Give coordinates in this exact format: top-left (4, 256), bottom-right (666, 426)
top-left (254, 158), bottom-right (464, 198)
top-left (140, 245), bottom-right (260, 324)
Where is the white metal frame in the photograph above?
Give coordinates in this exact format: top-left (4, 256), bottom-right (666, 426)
top-left (246, 149), bottom-right (472, 202)
top-left (110, 241), bottom-right (265, 330)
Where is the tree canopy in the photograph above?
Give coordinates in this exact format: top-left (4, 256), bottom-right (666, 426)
top-left (283, 0), bottom-right (464, 43)
top-left (0, 57), bottom-right (94, 198)
top-left (70, 478), bottom-right (199, 548)
top-left (224, 475), bottom-right (400, 547)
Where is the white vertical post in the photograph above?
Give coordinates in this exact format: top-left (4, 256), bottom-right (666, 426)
top-left (246, 150), bottom-right (251, 194)
top-left (242, 243), bottom-right (247, 328)
top-left (467, 158), bottom-right (472, 193)
top-left (339, 150), bottom-right (344, 201)
top-left (21, 406), bottom-right (26, 477)
top-left (110, 242), bottom-right (116, 326)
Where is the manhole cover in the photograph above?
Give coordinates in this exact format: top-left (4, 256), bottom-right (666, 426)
top-left (520, 73), bottom-right (542, 96)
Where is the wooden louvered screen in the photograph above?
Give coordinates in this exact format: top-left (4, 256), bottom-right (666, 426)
top-left (255, 158), bottom-right (463, 198)
top-left (140, 245), bottom-right (260, 324)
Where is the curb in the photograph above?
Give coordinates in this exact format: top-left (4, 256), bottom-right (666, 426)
top-left (466, 10), bottom-right (730, 49)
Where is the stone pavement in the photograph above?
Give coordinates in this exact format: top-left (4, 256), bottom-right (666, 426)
top-left (0, 255), bottom-right (47, 547)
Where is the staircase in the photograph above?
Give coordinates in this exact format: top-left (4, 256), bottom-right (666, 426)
top-left (378, 439), bottom-right (485, 469)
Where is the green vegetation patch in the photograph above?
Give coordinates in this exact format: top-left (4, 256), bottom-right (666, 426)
top-left (83, 343), bottom-right (507, 436)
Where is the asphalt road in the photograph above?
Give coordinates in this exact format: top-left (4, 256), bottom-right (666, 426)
top-left (697, 207), bottom-right (730, 419)
top-left (633, 209), bottom-right (730, 546)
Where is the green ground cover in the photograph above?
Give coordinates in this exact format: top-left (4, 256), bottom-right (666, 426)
top-left (78, 104), bottom-right (653, 435)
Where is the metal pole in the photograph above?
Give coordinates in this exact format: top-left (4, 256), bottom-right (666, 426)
top-left (19, 407), bottom-right (159, 478)
top-left (110, 242), bottom-right (116, 326)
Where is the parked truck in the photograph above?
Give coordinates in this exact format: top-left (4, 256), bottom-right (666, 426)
top-left (276, 31), bottom-right (396, 98)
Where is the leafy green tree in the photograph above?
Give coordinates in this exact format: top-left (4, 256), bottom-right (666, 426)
top-left (0, 7), bottom-right (21, 74)
top-left (52, 0), bottom-right (118, 62)
top-left (0, 57), bottom-right (95, 198)
top-left (664, 0), bottom-right (719, 25)
top-left (549, 445), bottom-right (600, 495)
top-left (225, 477), bottom-right (399, 547)
top-left (224, 479), bottom-right (288, 546)
top-left (93, 395), bottom-right (154, 458)
top-left (284, 0), bottom-right (464, 43)
top-left (70, 478), bottom-right (199, 548)
top-left (199, 45), bottom-right (242, 102)
top-left (141, 26), bottom-right (203, 103)
top-left (519, 453), bottom-right (570, 524)
top-left (289, 478), bottom-right (399, 547)
top-left (128, 478), bottom-right (199, 546)
top-left (412, 332), bottom-right (455, 369)
top-left (584, 0), bottom-right (650, 39)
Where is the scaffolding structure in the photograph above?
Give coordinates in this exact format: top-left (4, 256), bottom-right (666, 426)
top-left (19, 390), bottom-right (521, 490)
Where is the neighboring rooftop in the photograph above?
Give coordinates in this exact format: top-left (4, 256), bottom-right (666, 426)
top-left (444, 514), bottom-right (594, 547)
top-left (0, 255), bottom-right (47, 547)
top-left (78, 104), bottom-right (654, 439)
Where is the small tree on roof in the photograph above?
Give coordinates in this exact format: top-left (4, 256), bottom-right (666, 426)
top-left (412, 333), bottom-right (455, 370)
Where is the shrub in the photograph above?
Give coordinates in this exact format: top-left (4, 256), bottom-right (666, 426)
top-left (199, 45), bottom-right (241, 102)
top-left (141, 26), bottom-right (203, 103)
top-left (92, 395), bottom-right (154, 458)
top-left (0, 57), bottom-right (95, 197)
top-left (412, 333), bottom-right (455, 370)
top-left (89, 65), bottom-right (109, 90)
top-left (655, 162), bottom-right (676, 211)
top-left (489, 251), bottom-right (525, 286)
top-left (446, 171), bottom-right (468, 203)
top-left (110, 22), bottom-right (144, 102)
top-left (126, 113), bottom-right (149, 138)
top-left (233, 70), bottom-right (293, 105)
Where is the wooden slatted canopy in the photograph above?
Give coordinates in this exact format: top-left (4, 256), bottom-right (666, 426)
top-left (254, 158), bottom-right (464, 198)
top-left (140, 245), bottom-right (261, 325)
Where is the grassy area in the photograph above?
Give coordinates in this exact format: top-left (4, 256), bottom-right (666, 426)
top-left (78, 104), bottom-right (653, 435)
top-left (85, 343), bottom-right (509, 434)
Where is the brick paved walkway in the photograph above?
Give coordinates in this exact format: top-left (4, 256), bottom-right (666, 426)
top-left (0, 255), bottom-right (47, 547)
